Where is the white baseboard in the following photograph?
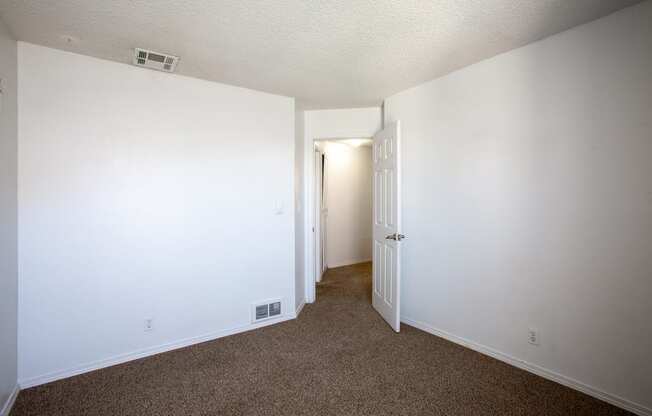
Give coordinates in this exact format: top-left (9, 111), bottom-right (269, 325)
top-left (327, 258), bottom-right (372, 269)
top-left (0, 384), bottom-right (19, 416)
top-left (19, 314), bottom-right (295, 389)
top-left (294, 299), bottom-right (306, 317)
top-left (401, 317), bottom-right (651, 416)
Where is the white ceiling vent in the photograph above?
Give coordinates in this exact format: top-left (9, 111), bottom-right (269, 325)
top-left (133, 48), bottom-right (179, 73)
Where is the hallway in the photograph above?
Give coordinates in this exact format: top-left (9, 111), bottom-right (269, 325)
top-left (12, 263), bottom-right (629, 415)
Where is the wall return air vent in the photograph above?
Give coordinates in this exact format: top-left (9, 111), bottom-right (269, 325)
top-left (133, 48), bottom-right (179, 72)
top-left (252, 300), bottom-right (282, 323)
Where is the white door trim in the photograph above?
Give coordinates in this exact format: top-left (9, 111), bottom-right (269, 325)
top-left (314, 148), bottom-right (324, 283)
top-left (321, 153), bottom-right (328, 275)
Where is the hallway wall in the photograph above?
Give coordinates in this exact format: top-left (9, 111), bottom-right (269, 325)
top-left (320, 141), bottom-right (372, 268)
top-left (0, 16), bottom-right (18, 415)
top-left (385, 2), bottom-right (652, 413)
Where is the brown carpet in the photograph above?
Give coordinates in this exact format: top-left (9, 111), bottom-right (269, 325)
top-left (12, 262), bottom-right (631, 415)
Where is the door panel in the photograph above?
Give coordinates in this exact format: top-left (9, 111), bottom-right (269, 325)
top-left (372, 121), bottom-right (402, 332)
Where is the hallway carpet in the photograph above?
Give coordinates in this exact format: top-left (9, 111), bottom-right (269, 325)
top-left (12, 262), bottom-right (631, 415)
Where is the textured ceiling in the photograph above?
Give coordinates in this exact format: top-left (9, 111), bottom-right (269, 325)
top-left (0, 0), bottom-right (641, 108)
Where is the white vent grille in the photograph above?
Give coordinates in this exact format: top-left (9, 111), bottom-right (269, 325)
top-left (269, 302), bottom-right (281, 317)
top-left (133, 48), bottom-right (179, 73)
top-left (252, 300), bottom-right (282, 322)
top-left (255, 305), bottom-right (269, 320)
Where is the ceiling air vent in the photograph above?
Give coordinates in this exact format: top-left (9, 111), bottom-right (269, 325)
top-left (133, 48), bottom-right (179, 73)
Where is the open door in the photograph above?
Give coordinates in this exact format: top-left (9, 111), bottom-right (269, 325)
top-left (315, 148), bottom-right (329, 283)
top-left (372, 121), bottom-right (403, 332)
top-left (320, 154), bottom-right (328, 276)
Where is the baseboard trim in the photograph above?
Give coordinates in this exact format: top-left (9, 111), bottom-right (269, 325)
top-left (19, 314), bottom-right (295, 389)
top-left (294, 300), bottom-right (306, 317)
top-left (401, 317), bottom-right (651, 416)
top-left (0, 384), bottom-right (19, 416)
top-left (327, 258), bottom-right (372, 269)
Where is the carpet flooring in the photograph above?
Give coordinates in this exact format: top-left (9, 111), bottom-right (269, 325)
top-left (12, 262), bottom-right (631, 415)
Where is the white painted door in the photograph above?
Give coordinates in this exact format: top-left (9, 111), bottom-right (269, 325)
top-left (372, 121), bottom-right (403, 332)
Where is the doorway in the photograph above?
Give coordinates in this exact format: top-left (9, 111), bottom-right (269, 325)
top-left (304, 121), bottom-right (403, 332)
top-left (314, 139), bottom-right (374, 284)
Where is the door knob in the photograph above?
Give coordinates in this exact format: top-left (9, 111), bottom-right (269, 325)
top-left (385, 233), bottom-right (406, 241)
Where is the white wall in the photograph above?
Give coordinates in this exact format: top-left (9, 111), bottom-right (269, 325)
top-left (320, 141), bottom-right (372, 268)
top-left (294, 109), bottom-right (305, 311)
top-left (303, 107), bottom-right (381, 302)
top-left (385, 2), bottom-right (652, 413)
top-left (18, 43), bottom-right (296, 385)
top-left (0, 17), bottom-right (18, 415)
top-left (305, 108), bottom-right (381, 140)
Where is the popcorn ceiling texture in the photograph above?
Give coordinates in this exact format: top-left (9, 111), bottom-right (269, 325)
top-left (0, 0), bottom-right (641, 108)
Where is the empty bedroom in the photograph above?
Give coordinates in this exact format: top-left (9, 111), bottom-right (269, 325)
top-left (1, 1), bottom-right (651, 415)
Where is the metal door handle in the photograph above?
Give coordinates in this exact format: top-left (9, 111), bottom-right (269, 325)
top-left (385, 233), bottom-right (406, 241)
